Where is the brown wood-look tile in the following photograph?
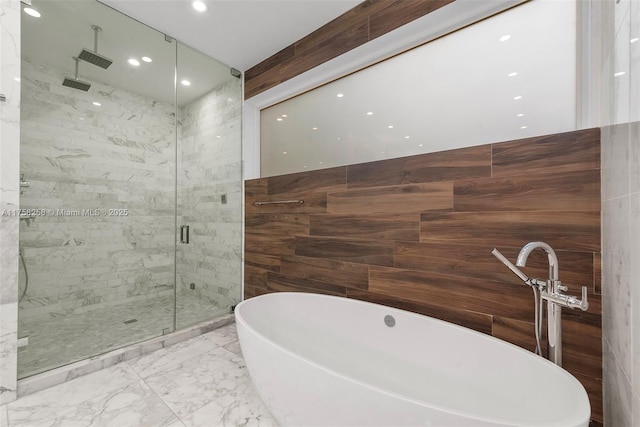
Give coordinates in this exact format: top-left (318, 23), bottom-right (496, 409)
top-left (492, 316), bottom-right (545, 355)
top-left (295, 236), bottom-right (394, 267)
top-left (394, 242), bottom-right (595, 288)
top-left (369, 266), bottom-right (534, 321)
top-left (267, 166), bottom-right (346, 195)
top-left (328, 182), bottom-right (453, 214)
top-left (310, 213), bottom-right (419, 241)
top-left (492, 128), bottom-right (600, 177)
top-left (266, 272), bottom-right (347, 296)
top-left (347, 145), bottom-right (491, 188)
top-left (561, 311), bottom-right (603, 376)
top-left (245, 191), bottom-right (327, 214)
top-left (572, 372), bottom-right (603, 425)
top-left (369, 0), bottom-right (455, 40)
top-left (245, 233), bottom-right (295, 255)
top-left (280, 255), bottom-right (369, 290)
top-left (245, 178), bottom-right (268, 197)
top-left (245, 267), bottom-right (267, 288)
top-left (244, 64), bottom-right (283, 100)
top-left (420, 211), bottom-right (601, 252)
top-left (346, 288), bottom-right (493, 335)
top-left (244, 45), bottom-right (295, 82)
top-left (454, 170), bottom-right (600, 212)
top-left (245, 213), bottom-right (310, 236)
top-left (293, 1), bottom-right (387, 53)
top-left (280, 19), bottom-right (369, 83)
top-left (244, 251), bottom-right (281, 272)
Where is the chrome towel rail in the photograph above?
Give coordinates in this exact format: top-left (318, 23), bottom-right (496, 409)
top-left (253, 199), bottom-right (304, 206)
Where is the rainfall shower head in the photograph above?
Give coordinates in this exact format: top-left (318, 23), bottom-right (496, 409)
top-left (62, 57), bottom-right (91, 92)
top-left (78, 25), bottom-right (113, 69)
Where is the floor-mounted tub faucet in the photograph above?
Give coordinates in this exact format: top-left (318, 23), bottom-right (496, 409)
top-left (492, 242), bottom-right (589, 367)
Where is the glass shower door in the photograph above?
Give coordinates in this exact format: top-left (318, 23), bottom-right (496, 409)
top-left (18, 0), bottom-right (177, 378)
top-left (175, 42), bottom-right (243, 329)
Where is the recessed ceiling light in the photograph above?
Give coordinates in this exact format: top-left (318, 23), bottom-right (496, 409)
top-left (92, 101), bottom-right (101, 106)
top-left (366, 112), bottom-right (373, 116)
top-left (23, 7), bottom-right (41, 17)
top-left (192, 0), bottom-right (207, 12)
top-left (499, 34), bottom-right (511, 42)
top-left (520, 125), bottom-right (528, 129)
top-left (277, 118), bottom-right (283, 121)
top-left (141, 56), bottom-right (152, 63)
top-left (13, 77), bottom-right (20, 82)
top-left (283, 151), bottom-right (288, 155)
top-left (181, 79), bottom-right (191, 86)
top-left (128, 58), bottom-right (140, 66)
top-left (318, 161), bottom-right (323, 164)
top-left (281, 114), bottom-right (287, 118)
top-left (405, 136), bottom-right (410, 139)
top-left (388, 125), bottom-right (394, 129)
top-left (508, 72), bottom-right (518, 77)
top-left (418, 144), bottom-right (424, 147)
top-left (513, 95), bottom-right (522, 100)
top-left (517, 113), bottom-right (524, 117)
top-left (312, 127), bottom-right (318, 130)
top-left (631, 38), bottom-right (639, 44)
top-left (216, 135), bottom-right (221, 138)
top-left (614, 71), bottom-right (626, 77)
top-left (337, 93), bottom-right (344, 98)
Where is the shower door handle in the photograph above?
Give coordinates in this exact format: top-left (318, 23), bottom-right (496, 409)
top-left (180, 225), bottom-right (189, 244)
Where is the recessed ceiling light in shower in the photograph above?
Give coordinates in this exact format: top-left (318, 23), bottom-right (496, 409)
top-left (141, 56), bottom-right (152, 63)
top-left (192, 1), bottom-right (207, 12)
top-left (128, 58), bottom-right (140, 66)
top-left (181, 79), bottom-right (191, 86)
top-left (23, 7), bottom-right (41, 17)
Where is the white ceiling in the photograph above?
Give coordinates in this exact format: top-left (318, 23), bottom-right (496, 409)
top-left (21, 0), bottom-right (360, 106)
top-left (99, 0), bottom-right (362, 72)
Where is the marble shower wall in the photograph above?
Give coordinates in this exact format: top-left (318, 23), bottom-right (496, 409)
top-left (19, 58), bottom-right (177, 323)
top-left (176, 78), bottom-right (242, 327)
top-left (600, 0), bottom-right (640, 425)
top-left (0, 0), bottom-right (21, 405)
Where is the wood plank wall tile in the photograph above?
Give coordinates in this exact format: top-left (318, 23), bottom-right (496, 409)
top-left (267, 166), bottom-right (347, 195)
top-left (346, 145), bottom-right (491, 188)
top-left (295, 236), bottom-right (395, 267)
top-left (420, 211), bottom-right (600, 252)
top-left (454, 170), bottom-right (600, 212)
top-left (328, 183), bottom-right (453, 214)
top-left (310, 214), bottom-right (420, 241)
top-left (243, 128), bottom-right (603, 424)
top-left (492, 128), bottom-right (600, 177)
top-left (369, 266), bottom-right (535, 321)
top-left (244, 0), bottom-right (455, 99)
top-left (369, 0), bottom-right (455, 39)
top-left (280, 255), bottom-right (369, 290)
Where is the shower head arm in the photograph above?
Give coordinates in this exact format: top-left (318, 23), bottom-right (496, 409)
top-left (91, 25), bottom-right (102, 53)
top-left (73, 56), bottom-right (79, 80)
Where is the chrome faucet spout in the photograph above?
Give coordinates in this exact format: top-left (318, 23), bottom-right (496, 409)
top-left (516, 241), bottom-right (559, 280)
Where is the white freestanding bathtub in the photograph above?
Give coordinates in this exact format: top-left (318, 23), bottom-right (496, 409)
top-left (235, 292), bottom-right (590, 427)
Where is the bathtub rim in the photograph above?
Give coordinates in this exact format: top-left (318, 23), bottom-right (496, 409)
top-left (235, 291), bottom-right (591, 427)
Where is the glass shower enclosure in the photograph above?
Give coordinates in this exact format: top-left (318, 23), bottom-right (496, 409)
top-left (18, 0), bottom-right (242, 379)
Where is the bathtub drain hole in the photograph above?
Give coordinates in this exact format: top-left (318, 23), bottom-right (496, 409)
top-left (384, 315), bottom-right (395, 327)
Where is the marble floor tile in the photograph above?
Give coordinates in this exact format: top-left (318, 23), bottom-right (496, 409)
top-left (6, 364), bottom-right (179, 427)
top-left (141, 347), bottom-right (252, 418)
top-left (180, 380), bottom-right (278, 427)
top-left (2, 322), bottom-right (279, 427)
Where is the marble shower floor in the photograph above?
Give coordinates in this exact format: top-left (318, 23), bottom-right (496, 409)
top-left (2, 323), bottom-right (278, 427)
top-left (18, 294), bottom-right (231, 379)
